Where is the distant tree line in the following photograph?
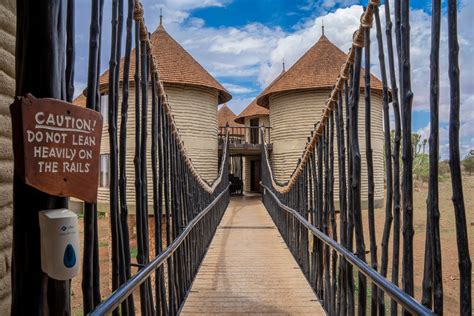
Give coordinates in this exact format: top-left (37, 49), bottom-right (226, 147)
top-left (388, 131), bottom-right (473, 187)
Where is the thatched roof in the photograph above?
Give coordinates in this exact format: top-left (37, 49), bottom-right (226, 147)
top-left (257, 34), bottom-right (383, 107)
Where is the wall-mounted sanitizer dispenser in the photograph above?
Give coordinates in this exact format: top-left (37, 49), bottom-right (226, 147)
top-left (39, 209), bottom-right (80, 280)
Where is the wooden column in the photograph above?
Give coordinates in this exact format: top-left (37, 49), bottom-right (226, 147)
top-left (12, 0), bottom-right (70, 314)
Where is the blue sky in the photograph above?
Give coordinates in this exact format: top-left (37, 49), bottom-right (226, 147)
top-left (74, 0), bottom-right (472, 159)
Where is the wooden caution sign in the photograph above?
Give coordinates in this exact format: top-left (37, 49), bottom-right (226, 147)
top-left (11, 94), bottom-right (103, 203)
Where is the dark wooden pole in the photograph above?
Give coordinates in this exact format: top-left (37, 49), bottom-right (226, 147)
top-left (65, 0), bottom-right (75, 103)
top-left (431, 0), bottom-right (443, 303)
top-left (400, 0), bottom-right (415, 306)
top-left (119, 0), bottom-right (135, 313)
top-left (328, 113), bottom-right (337, 314)
top-left (422, 0), bottom-right (443, 313)
top-left (349, 45), bottom-right (367, 314)
top-left (384, 0), bottom-right (402, 314)
top-left (82, 0), bottom-right (102, 312)
top-left (364, 20), bottom-right (378, 316)
top-left (107, 2), bottom-right (121, 316)
top-left (447, 0), bottom-right (472, 314)
top-left (374, 6), bottom-right (393, 315)
top-left (12, 0), bottom-right (70, 314)
top-left (345, 77), bottom-right (355, 315)
top-left (335, 90), bottom-right (347, 315)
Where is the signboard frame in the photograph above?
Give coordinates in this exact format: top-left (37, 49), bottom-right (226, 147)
top-left (11, 94), bottom-right (103, 203)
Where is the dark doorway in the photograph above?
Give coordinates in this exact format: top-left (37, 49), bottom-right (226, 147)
top-left (250, 118), bottom-right (259, 144)
top-left (250, 159), bottom-right (261, 192)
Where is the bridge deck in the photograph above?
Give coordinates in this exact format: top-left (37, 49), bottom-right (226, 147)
top-left (180, 195), bottom-right (325, 315)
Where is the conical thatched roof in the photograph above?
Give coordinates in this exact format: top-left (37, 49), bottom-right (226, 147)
top-left (218, 104), bottom-right (242, 127)
top-left (257, 34), bottom-right (382, 107)
top-left (97, 24), bottom-right (231, 104)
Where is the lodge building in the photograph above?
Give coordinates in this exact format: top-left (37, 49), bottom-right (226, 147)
top-left (232, 34), bottom-right (385, 206)
top-left (74, 26), bottom-right (385, 209)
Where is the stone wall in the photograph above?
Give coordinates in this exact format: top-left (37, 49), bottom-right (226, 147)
top-left (0, 0), bottom-right (15, 313)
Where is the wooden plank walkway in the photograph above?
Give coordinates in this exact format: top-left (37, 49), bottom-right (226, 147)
top-left (180, 195), bottom-right (325, 315)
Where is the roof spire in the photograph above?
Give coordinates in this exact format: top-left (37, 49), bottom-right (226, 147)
top-left (322, 19), bottom-right (324, 36)
top-left (282, 58), bottom-right (286, 72)
top-left (160, 8), bottom-right (163, 26)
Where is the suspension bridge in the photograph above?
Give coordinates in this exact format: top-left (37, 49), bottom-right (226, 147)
top-left (8, 0), bottom-right (471, 315)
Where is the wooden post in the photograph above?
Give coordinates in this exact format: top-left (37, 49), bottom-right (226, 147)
top-left (12, 0), bottom-right (70, 314)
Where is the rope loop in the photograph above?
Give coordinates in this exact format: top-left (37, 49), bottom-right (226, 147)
top-left (353, 30), bottom-right (365, 47)
top-left (133, 1), bottom-right (144, 20)
top-left (369, 0), bottom-right (381, 7)
top-left (336, 76), bottom-right (345, 90)
top-left (360, 11), bottom-right (373, 28)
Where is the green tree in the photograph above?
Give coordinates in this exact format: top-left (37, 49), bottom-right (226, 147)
top-left (413, 153), bottom-right (429, 186)
top-left (462, 150), bottom-right (474, 175)
top-left (438, 160), bottom-right (450, 181)
top-left (412, 133), bottom-right (421, 158)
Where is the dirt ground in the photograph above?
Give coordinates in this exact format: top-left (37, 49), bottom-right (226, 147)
top-left (71, 175), bottom-right (473, 315)
top-left (361, 174), bottom-right (474, 315)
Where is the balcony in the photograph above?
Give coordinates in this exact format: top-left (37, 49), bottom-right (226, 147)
top-left (218, 126), bottom-right (272, 156)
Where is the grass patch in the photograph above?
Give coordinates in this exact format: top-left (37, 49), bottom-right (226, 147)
top-left (130, 247), bottom-right (138, 259)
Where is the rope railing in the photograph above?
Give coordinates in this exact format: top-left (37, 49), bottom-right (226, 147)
top-left (260, 0), bottom-right (471, 315)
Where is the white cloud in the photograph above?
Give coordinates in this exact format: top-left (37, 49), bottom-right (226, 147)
top-left (227, 96), bottom-right (256, 115)
top-left (148, 0), bottom-right (231, 24)
top-left (222, 83), bottom-right (256, 94)
top-left (257, 5), bottom-right (363, 87)
top-left (299, 0), bottom-right (359, 14)
top-left (258, 0), bottom-right (473, 159)
top-left (137, 4), bottom-right (285, 81)
top-left (76, 0), bottom-right (473, 159)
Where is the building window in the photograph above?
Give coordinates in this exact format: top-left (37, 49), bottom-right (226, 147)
top-left (99, 154), bottom-right (110, 188)
top-left (100, 94), bottom-right (108, 124)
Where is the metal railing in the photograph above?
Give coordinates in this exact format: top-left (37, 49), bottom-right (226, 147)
top-left (90, 184), bottom-right (230, 315)
top-left (218, 125), bottom-right (271, 145)
top-left (261, 182), bottom-right (433, 315)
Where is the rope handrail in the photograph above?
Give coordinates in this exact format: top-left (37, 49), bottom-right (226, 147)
top-left (133, 0), bottom-right (225, 194)
top-left (267, 0), bottom-right (380, 193)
